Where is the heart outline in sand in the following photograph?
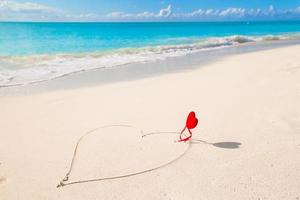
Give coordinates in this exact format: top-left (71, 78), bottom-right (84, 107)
top-left (57, 125), bottom-right (190, 188)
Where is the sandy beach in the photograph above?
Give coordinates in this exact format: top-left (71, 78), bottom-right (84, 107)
top-left (0, 44), bottom-right (300, 199)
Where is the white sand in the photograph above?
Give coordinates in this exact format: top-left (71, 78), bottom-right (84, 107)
top-left (0, 45), bottom-right (300, 199)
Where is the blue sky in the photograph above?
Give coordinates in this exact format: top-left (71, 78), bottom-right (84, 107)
top-left (1, 0), bottom-right (300, 21)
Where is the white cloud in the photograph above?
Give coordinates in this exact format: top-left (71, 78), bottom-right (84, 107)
top-left (106, 11), bottom-right (137, 19)
top-left (106, 12), bottom-right (126, 17)
top-left (106, 5), bottom-right (172, 19)
top-left (0, 0), bottom-right (66, 21)
top-left (188, 9), bottom-right (204, 17)
top-left (205, 9), bottom-right (214, 15)
top-left (247, 8), bottom-right (261, 17)
top-left (0, 0), bottom-right (55, 13)
top-left (136, 11), bottom-right (155, 18)
top-left (219, 8), bottom-right (245, 17)
top-left (183, 5), bottom-right (300, 20)
top-left (158, 4), bottom-right (172, 17)
top-left (1, 1), bottom-right (300, 22)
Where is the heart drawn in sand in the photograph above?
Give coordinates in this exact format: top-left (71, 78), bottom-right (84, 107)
top-left (58, 126), bottom-right (190, 187)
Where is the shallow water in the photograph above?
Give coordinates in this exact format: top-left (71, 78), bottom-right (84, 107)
top-left (1, 21), bottom-right (300, 86)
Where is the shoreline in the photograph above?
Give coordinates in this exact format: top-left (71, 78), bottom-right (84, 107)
top-left (1, 39), bottom-right (300, 96)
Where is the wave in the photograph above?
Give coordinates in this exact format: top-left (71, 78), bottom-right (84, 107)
top-left (0, 33), bottom-right (300, 87)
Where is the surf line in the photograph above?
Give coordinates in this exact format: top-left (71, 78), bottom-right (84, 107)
top-left (57, 112), bottom-right (198, 188)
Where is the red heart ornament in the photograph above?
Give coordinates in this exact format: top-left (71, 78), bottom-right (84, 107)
top-left (186, 111), bottom-right (198, 130)
top-left (179, 111), bottom-right (198, 142)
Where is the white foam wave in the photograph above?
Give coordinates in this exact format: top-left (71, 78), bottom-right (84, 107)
top-left (0, 33), bottom-right (299, 87)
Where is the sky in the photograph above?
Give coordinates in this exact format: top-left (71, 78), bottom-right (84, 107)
top-left (1, 0), bottom-right (300, 21)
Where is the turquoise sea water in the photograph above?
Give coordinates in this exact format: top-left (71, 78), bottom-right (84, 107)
top-left (1, 21), bottom-right (300, 86)
top-left (1, 21), bottom-right (300, 56)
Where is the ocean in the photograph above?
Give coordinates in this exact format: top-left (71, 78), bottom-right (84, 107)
top-left (1, 21), bottom-right (300, 86)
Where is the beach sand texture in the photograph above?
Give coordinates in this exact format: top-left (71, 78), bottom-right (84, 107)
top-left (0, 45), bottom-right (300, 199)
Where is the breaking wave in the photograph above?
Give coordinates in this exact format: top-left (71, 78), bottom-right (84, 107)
top-left (0, 33), bottom-right (299, 87)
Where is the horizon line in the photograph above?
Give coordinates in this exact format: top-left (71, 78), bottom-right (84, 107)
top-left (1, 19), bottom-right (300, 23)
